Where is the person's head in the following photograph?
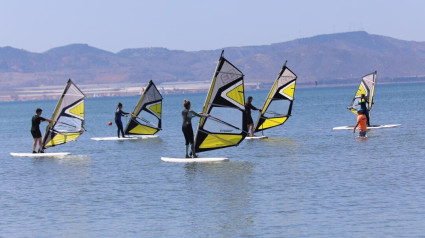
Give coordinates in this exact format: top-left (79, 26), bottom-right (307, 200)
top-left (117, 102), bottom-right (123, 109)
top-left (361, 94), bottom-right (365, 98)
top-left (183, 99), bottom-right (191, 109)
top-left (357, 109), bottom-right (363, 115)
top-left (248, 96), bottom-right (253, 103)
top-left (36, 108), bottom-right (42, 115)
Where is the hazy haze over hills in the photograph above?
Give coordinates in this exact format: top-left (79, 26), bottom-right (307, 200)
top-left (1, 31), bottom-right (425, 92)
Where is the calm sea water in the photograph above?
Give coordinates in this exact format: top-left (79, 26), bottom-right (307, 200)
top-left (1, 83), bottom-right (424, 237)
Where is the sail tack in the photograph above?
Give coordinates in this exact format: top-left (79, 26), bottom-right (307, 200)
top-left (43, 79), bottom-right (86, 149)
top-left (254, 63), bottom-right (297, 132)
top-left (124, 80), bottom-right (163, 135)
top-left (348, 71), bottom-right (377, 115)
top-left (194, 52), bottom-right (247, 153)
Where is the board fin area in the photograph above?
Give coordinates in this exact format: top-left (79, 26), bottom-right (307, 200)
top-left (161, 157), bottom-right (229, 163)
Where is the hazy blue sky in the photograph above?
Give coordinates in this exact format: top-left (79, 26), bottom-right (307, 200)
top-left (1, 0), bottom-right (424, 53)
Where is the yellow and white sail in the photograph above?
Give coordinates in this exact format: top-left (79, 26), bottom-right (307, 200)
top-left (124, 80), bottom-right (162, 135)
top-left (348, 71), bottom-right (376, 116)
top-left (43, 79), bottom-right (86, 149)
top-left (194, 51), bottom-right (247, 153)
top-left (254, 62), bottom-right (297, 132)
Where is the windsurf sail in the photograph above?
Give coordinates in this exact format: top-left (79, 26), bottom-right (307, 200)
top-left (194, 51), bottom-right (247, 153)
top-left (254, 61), bottom-right (297, 132)
top-left (124, 80), bottom-right (162, 135)
top-left (348, 71), bottom-right (377, 116)
top-left (42, 79), bottom-right (86, 149)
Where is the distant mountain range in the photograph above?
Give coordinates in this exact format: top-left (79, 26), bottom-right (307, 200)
top-left (1, 31), bottom-right (425, 93)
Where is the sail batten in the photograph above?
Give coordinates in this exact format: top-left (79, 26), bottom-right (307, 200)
top-left (124, 80), bottom-right (163, 136)
top-left (254, 63), bottom-right (297, 132)
top-left (194, 51), bottom-right (247, 153)
top-left (42, 79), bottom-right (86, 149)
top-left (348, 71), bottom-right (377, 116)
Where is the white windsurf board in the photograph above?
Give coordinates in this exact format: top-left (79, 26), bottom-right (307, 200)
top-left (10, 152), bottom-right (71, 157)
top-left (91, 135), bottom-right (158, 141)
top-left (161, 157), bottom-right (229, 163)
top-left (245, 135), bottom-right (268, 140)
top-left (333, 124), bottom-right (400, 130)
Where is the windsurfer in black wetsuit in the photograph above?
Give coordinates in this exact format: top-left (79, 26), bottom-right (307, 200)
top-left (31, 108), bottom-right (54, 153)
top-left (245, 96), bottom-right (261, 137)
top-left (359, 94), bottom-right (370, 126)
top-left (182, 99), bottom-right (208, 158)
top-left (115, 102), bottom-right (130, 138)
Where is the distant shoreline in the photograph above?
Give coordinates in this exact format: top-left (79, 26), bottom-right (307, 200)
top-left (1, 79), bottom-right (424, 103)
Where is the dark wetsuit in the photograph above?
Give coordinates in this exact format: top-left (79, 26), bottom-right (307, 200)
top-left (115, 108), bottom-right (129, 137)
top-left (182, 109), bottom-right (196, 146)
top-left (245, 102), bottom-right (259, 125)
top-left (359, 98), bottom-right (370, 126)
top-left (31, 115), bottom-right (46, 138)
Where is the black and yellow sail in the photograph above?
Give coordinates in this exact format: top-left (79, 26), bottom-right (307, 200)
top-left (42, 79), bottom-right (86, 149)
top-left (124, 80), bottom-right (162, 135)
top-left (348, 71), bottom-right (376, 116)
top-left (254, 62), bottom-right (297, 132)
top-left (194, 51), bottom-right (247, 153)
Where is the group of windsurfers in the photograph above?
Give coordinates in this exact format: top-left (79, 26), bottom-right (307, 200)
top-left (31, 94), bottom-right (370, 156)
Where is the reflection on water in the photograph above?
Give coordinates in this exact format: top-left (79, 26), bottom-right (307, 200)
top-left (32, 155), bottom-right (92, 165)
top-left (184, 162), bottom-right (255, 236)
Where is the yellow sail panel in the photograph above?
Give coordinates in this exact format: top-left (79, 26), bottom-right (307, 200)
top-left (149, 103), bottom-right (162, 118)
top-left (69, 101), bottom-right (84, 119)
top-left (356, 83), bottom-right (367, 97)
top-left (258, 117), bottom-right (288, 130)
top-left (260, 82), bottom-right (278, 115)
top-left (350, 108), bottom-right (358, 114)
top-left (44, 133), bottom-right (81, 148)
top-left (226, 83), bottom-right (245, 108)
top-left (280, 82), bottom-right (295, 100)
top-left (199, 134), bottom-right (243, 149)
top-left (129, 124), bottom-right (158, 135)
top-left (369, 81), bottom-right (376, 110)
top-left (350, 83), bottom-right (367, 115)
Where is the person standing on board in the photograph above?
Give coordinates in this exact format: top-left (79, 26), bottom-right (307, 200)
top-left (115, 102), bottom-right (130, 138)
top-left (182, 99), bottom-right (207, 158)
top-left (353, 109), bottom-right (368, 137)
top-left (31, 108), bottom-right (54, 153)
top-left (245, 96), bottom-right (261, 137)
top-left (359, 94), bottom-right (370, 126)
